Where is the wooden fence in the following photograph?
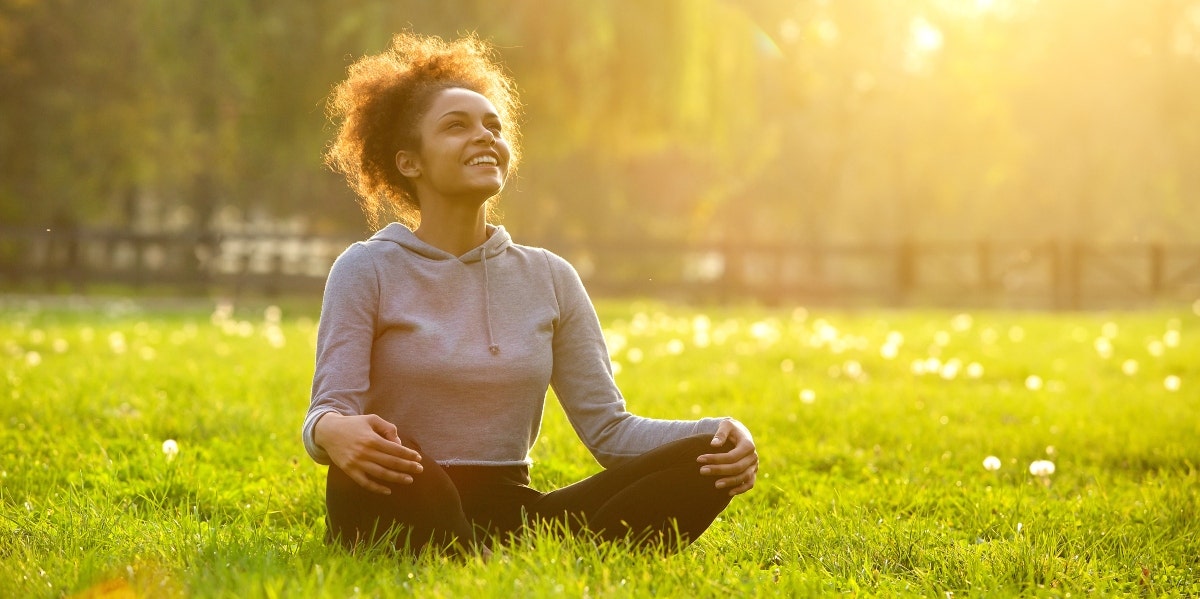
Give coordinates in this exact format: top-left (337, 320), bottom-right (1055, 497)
top-left (2, 226), bottom-right (1198, 309)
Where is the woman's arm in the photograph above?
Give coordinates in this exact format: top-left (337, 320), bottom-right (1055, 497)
top-left (303, 243), bottom-right (423, 494)
top-left (544, 251), bottom-right (730, 466)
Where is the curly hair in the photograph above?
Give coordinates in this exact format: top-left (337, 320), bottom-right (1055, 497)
top-left (324, 32), bottom-right (522, 230)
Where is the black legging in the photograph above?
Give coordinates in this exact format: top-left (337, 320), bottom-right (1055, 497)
top-left (325, 434), bottom-right (735, 554)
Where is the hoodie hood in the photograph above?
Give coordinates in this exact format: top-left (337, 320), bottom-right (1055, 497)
top-left (369, 222), bottom-right (511, 263)
top-left (369, 222), bottom-right (510, 355)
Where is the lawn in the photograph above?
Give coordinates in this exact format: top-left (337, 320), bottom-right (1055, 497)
top-left (1, 295), bottom-right (1197, 597)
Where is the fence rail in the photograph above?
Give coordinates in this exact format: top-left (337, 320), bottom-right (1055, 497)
top-left (2, 226), bottom-right (1198, 309)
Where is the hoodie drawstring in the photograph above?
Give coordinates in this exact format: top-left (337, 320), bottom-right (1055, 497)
top-left (481, 251), bottom-right (500, 355)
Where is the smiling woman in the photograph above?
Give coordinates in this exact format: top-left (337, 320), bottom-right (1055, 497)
top-left (323, 33), bottom-right (523, 231)
top-left (305, 32), bottom-right (759, 559)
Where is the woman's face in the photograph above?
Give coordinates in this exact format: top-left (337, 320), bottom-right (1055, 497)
top-left (399, 87), bottom-right (511, 204)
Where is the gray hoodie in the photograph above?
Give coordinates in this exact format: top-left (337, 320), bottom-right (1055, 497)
top-left (303, 223), bottom-right (724, 467)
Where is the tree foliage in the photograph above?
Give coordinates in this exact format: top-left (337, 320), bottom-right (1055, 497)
top-left (2, 0), bottom-right (1198, 243)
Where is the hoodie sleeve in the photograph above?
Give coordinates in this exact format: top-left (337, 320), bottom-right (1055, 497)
top-left (302, 243), bottom-right (380, 464)
top-left (544, 251), bottom-right (725, 468)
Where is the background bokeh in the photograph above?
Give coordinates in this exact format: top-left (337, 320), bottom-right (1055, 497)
top-left (2, 0), bottom-right (1198, 251)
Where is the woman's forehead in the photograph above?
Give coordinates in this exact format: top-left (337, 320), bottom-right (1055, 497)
top-left (427, 87), bottom-right (500, 118)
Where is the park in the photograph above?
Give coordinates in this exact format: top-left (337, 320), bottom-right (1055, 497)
top-left (2, 1), bottom-right (1199, 597)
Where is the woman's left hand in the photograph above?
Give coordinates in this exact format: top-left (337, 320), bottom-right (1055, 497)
top-left (697, 418), bottom-right (758, 496)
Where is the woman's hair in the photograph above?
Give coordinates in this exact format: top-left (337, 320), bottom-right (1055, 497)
top-left (324, 32), bottom-right (522, 230)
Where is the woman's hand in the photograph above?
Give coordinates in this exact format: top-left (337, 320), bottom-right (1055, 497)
top-left (313, 413), bottom-right (424, 495)
top-left (697, 418), bottom-right (758, 496)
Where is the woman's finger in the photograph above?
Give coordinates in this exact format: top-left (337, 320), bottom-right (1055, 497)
top-left (348, 468), bottom-right (394, 495)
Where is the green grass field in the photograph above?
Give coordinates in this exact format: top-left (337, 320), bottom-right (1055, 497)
top-left (1, 295), bottom-right (1197, 598)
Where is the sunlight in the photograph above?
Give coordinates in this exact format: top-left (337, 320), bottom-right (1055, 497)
top-left (911, 16), bottom-right (944, 53)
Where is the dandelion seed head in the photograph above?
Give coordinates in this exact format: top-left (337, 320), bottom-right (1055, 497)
top-left (779, 359), bottom-right (795, 373)
top-left (1163, 330), bottom-right (1180, 348)
top-left (211, 300), bottom-right (234, 325)
top-left (264, 305), bottom-right (283, 324)
top-left (934, 331), bottom-right (951, 347)
top-left (665, 339), bottom-right (685, 355)
top-left (52, 338), bottom-right (69, 353)
top-left (1147, 340), bottom-right (1164, 357)
top-left (1028, 460), bottom-right (1055, 477)
top-left (626, 347), bottom-right (643, 364)
top-left (24, 351), bottom-right (42, 367)
top-left (980, 328), bottom-right (999, 345)
top-left (880, 343), bottom-right (900, 360)
top-left (749, 321), bottom-right (778, 343)
top-left (982, 456), bottom-right (1002, 471)
top-left (966, 362), bottom-right (984, 379)
top-left (1093, 337), bottom-right (1113, 359)
top-left (951, 313), bottom-right (973, 332)
top-left (1164, 375), bottom-right (1182, 392)
top-left (923, 357), bottom-right (942, 374)
top-left (910, 360), bottom-right (926, 375)
top-left (1121, 359), bottom-right (1138, 376)
top-left (939, 359), bottom-right (961, 380)
top-left (265, 327), bottom-right (286, 349)
top-left (799, 389), bottom-right (816, 404)
top-left (1025, 375), bottom-right (1044, 391)
top-left (1101, 322), bottom-right (1119, 339)
top-left (162, 439), bottom-right (179, 461)
top-left (108, 332), bottom-right (127, 354)
top-left (603, 330), bottom-right (627, 355)
top-left (843, 360), bottom-right (864, 380)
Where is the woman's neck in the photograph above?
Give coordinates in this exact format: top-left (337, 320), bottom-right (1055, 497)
top-left (413, 200), bottom-right (489, 256)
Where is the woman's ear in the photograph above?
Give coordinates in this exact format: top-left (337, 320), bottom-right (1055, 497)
top-left (395, 150), bottom-right (421, 178)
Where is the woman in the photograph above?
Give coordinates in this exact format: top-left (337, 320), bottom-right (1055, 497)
top-left (303, 32), bottom-right (758, 556)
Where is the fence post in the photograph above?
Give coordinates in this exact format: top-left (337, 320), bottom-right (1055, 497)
top-left (895, 238), bottom-right (916, 305)
top-left (721, 239), bottom-right (744, 304)
top-left (1149, 243), bottom-right (1164, 296)
top-left (977, 239), bottom-right (992, 293)
top-left (1068, 240), bottom-right (1083, 310)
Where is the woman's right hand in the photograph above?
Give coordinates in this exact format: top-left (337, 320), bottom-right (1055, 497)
top-left (313, 413), bottom-right (424, 495)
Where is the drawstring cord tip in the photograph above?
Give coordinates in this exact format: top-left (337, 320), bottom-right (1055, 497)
top-left (489, 344), bottom-right (500, 355)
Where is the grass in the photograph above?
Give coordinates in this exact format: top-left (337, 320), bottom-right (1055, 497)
top-left (1, 294), bottom-right (1197, 597)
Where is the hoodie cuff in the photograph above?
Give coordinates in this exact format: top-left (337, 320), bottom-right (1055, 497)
top-left (302, 409), bottom-right (339, 465)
